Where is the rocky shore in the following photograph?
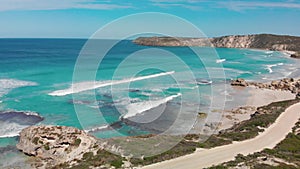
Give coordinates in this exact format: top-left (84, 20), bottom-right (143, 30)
top-left (231, 78), bottom-right (300, 97)
top-left (133, 34), bottom-right (300, 58)
top-left (17, 126), bottom-right (99, 168)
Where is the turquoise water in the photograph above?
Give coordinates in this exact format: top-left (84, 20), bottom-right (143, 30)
top-left (0, 39), bottom-right (299, 164)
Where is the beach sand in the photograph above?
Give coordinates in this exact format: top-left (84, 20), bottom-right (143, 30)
top-left (218, 87), bottom-right (295, 131)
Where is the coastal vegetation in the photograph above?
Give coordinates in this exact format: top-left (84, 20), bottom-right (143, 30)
top-left (54, 149), bottom-right (125, 169)
top-left (208, 118), bottom-right (300, 169)
top-left (129, 139), bottom-right (198, 166)
top-left (199, 99), bottom-right (299, 148)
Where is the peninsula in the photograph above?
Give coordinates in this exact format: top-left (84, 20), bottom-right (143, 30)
top-left (133, 34), bottom-right (300, 58)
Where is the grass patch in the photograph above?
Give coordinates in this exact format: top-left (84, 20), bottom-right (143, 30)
top-left (54, 149), bottom-right (125, 169)
top-left (130, 140), bottom-right (198, 166)
top-left (198, 135), bottom-right (232, 148)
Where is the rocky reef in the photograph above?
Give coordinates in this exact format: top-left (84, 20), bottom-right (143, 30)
top-left (231, 78), bottom-right (300, 97)
top-left (133, 34), bottom-right (300, 58)
top-left (17, 126), bottom-right (99, 168)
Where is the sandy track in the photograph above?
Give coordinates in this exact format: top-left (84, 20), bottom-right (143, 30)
top-left (142, 102), bottom-right (300, 169)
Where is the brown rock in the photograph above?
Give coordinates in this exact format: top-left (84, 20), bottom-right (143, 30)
top-left (17, 126), bottom-right (99, 168)
top-left (231, 78), bottom-right (248, 87)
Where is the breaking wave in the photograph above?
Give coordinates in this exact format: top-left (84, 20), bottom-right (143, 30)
top-left (123, 93), bottom-right (181, 119)
top-left (216, 59), bottom-right (226, 63)
top-left (266, 63), bottom-right (284, 73)
top-left (49, 71), bottom-right (175, 96)
top-left (0, 111), bottom-right (43, 138)
top-left (0, 79), bottom-right (37, 98)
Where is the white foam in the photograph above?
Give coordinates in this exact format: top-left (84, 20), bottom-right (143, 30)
top-left (266, 63), bottom-right (284, 73)
top-left (181, 85), bottom-right (199, 89)
top-left (0, 122), bottom-right (26, 138)
top-left (84, 125), bottom-right (109, 133)
top-left (216, 59), bottom-right (226, 63)
top-left (0, 79), bottom-right (37, 98)
top-left (197, 80), bottom-right (212, 85)
top-left (1, 110), bottom-right (41, 117)
top-left (265, 51), bottom-right (274, 54)
top-left (208, 67), bottom-right (252, 75)
top-left (49, 71), bottom-right (175, 96)
top-left (140, 92), bottom-right (152, 96)
top-left (123, 93), bottom-right (181, 119)
top-left (23, 111), bottom-right (40, 116)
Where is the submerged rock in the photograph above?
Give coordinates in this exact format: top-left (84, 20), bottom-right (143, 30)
top-left (0, 111), bottom-right (43, 126)
top-left (17, 125), bottom-right (98, 168)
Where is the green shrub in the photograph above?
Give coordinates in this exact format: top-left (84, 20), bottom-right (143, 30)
top-left (32, 137), bottom-right (39, 145)
top-left (74, 138), bottom-right (81, 146)
top-left (44, 144), bottom-right (50, 150)
top-left (111, 159), bottom-right (123, 168)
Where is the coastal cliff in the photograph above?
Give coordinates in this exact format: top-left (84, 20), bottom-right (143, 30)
top-left (133, 34), bottom-right (300, 58)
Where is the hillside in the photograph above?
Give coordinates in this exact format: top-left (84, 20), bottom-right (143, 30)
top-left (133, 34), bottom-right (300, 58)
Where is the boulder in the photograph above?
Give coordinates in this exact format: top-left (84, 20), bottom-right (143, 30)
top-left (297, 93), bottom-right (300, 99)
top-left (271, 81), bottom-right (278, 87)
top-left (291, 52), bottom-right (300, 58)
top-left (231, 78), bottom-right (248, 87)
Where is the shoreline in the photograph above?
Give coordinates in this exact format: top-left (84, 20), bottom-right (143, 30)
top-left (218, 87), bottom-right (295, 132)
top-left (7, 77), bottom-right (300, 168)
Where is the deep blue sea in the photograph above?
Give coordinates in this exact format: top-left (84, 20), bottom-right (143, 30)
top-left (0, 39), bottom-right (299, 167)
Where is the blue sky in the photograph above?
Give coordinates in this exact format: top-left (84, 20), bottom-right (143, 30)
top-left (0, 0), bottom-right (299, 38)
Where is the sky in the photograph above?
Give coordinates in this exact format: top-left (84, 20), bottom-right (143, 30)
top-left (0, 0), bottom-right (299, 38)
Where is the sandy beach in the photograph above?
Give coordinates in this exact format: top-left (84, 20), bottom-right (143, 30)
top-left (218, 87), bottom-right (295, 131)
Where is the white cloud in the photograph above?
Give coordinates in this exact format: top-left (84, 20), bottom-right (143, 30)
top-left (1, 0), bottom-right (299, 11)
top-left (150, 0), bottom-right (300, 11)
top-left (150, 0), bottom-right (202, 3)
top-left (220, 1), bottom-right (300, 11)
top-left (0, 0), bottom-right (132, 11)
top-left (152, 2), bottom-right (201, 10)
top-left (150, 0), bottom-right (207, 10)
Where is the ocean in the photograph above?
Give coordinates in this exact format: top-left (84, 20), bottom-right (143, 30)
top-left (0, 39), bottom-right (299, 167)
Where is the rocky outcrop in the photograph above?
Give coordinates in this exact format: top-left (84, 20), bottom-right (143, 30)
top-left (291, 52), bottom-right (300, 58)
top-left (231, 78), bottom-right (300, 96)
top-left (133, 34), bottom-right (300, 58)
top-left (17, 126), bottom-right (99, 168)
top-left (231, 78), bottom-right (248, 87)
top-left (212, 35), bottom-right (254, 48)
top-left (231, 106), bottom-right (256, 114)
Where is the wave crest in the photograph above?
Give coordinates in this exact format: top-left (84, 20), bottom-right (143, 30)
top-left (123, 93), bottom-right (181, 119)
top-left (0, 79), bottom-right (37, 98)
top-left (0, 111), bottom-right (43, 138)
top-left (49, 71), bottom-right (175, 96)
